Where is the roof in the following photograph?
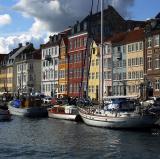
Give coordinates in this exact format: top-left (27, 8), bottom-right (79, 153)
top-left (32, 49), bottom-right (41, 59)
top-left (41, 33), bottom-right (68, 49)
top-left (0, 54), bottom-right (8, 61)
top-left (106, 32), bottom-right (127, 44)
top-left (9, 43), bottom-right (33, 59)
top-left (123, 28), bottom-right (144, 44)
top-left (155, 12), bottom-right (160, 19)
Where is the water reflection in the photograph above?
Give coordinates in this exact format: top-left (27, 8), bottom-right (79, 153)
top-left (0, 116), bottom-right (160, 159)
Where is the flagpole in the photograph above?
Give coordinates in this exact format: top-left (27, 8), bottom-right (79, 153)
top-left (99, 0), bottom-right (104, 103)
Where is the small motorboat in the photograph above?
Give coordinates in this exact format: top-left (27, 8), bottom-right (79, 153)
top-left (48, 104), bottom-right (80, 121)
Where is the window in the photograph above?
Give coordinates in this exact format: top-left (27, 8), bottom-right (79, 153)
top-left (123, 60), bottom-right (126, 67)
top-left (123, 72), bottom-right (126, 80)
top-left (155, 79), bottom-right (160, 90)
top-left (154, 56), bottom-right (160, 69)
top-left (55, 59), bottom-right (58, 65)
top-left (136, 43), bottom-right (139, 51)
top-left (96, 72), bottom-right (99, 79)
top-left (70, 41), bottom-right (73, 50)
top-left (147, 57), bottom-right (152, 70)
top-left (92, 60), bottom-right (95, 66)
top-left (132, 58), bottom-right (135, 66)
top-left (84, 37), bottom-right (87, 47)
top-left (104, 72), bottom-right (107, 79)
top-left (69, 55), bottom-right (73, 63)
top-left (147, 37), bottom-right (152, 48)
top-left (92, 72), bottom-right (95, 79)
top-left (128, 72), bottom-right (131, 79)
top-left (54, 71), bottom-right (58, 79)
top-left (96, 59), bottom-right (99, 65)
top-left (140, 57), bottom-right (143, 65)
top-left (128, 59), bottom-right (131, 67)
top-left (154, 35), bottom-right (159, 46)
top-left (92, 48), bottom-right (95, 54)
top-left (92, 86), bottom-right (94, 93)
top-left (131, 44), bottom-right (135, 52)
top-left (139, 42), bottom-right (143, 50)
top-left (140, 71), bottom-right (143, 78)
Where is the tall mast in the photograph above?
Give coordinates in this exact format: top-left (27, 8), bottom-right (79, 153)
top-left (99, 0), bottom-right (104, 103)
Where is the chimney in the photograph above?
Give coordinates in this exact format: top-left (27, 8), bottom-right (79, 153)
top-left (26, 42), bottom-right (30, 46)
top-left (134, 27), bottom-right (140, 30)
top-left (18, 43), bottom-right (22, 48)
top-left (49, 36), bottom-right (54, 43)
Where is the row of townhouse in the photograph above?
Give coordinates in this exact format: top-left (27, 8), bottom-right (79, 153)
top-left (40, 5), bottom-right (145, 99)
top-left (103, 18), bottom-right (160, 99)
top-left (0, 43), bottom-right (41, 96)
top-left (1, 5), bottom-right (159, 101)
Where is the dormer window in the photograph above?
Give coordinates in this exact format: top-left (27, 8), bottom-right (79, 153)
top-left (147, 37), bottom-right (152, 48)
top-left (83, 22), bottom-right (87, 31)
top-left (77, 23), bottom-right (80, 32)
top-left (71, 27), bottom-right (74, 35)
top-left (154, 35), bottom-right (159, 46)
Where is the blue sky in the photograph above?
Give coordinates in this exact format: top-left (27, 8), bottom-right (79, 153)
top-left (131, 0), bottom-right (160, 20)
top-left (0, 0), bottom-right (160, 53)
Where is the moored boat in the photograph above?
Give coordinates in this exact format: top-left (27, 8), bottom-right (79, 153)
top-left (8, 97), bottom-right (48, 118)
top-left (48, 104), bottom-right (80, 121)
top-left (78, 96), bottom-right (159, 129)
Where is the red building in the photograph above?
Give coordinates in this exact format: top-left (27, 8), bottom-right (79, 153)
top-left (68, 21), bottom-right (90, 98)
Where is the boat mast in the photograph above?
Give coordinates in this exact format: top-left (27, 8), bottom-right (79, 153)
top-left (99, 0), bottom-right (104, 103)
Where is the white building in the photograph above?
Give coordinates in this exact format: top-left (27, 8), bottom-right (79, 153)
top-left (14, 43), bottom-right (41, 95)
top-left (41, 35), bottom-right (61, 97)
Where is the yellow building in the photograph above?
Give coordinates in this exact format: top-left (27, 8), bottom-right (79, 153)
top-left (88, 40), bottom-right (100, 100)
top-left (0, 55), bottom-right (14, 93)
top-left (58, 36), bottom-right (69, 97)
top-left (126, 28), bottom-right (144, 96)
top-left (0, 54), bottom-right (8, 93)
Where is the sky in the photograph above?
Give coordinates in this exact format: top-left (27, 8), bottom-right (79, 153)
top-left (0, 0), bottom-right (160, 54)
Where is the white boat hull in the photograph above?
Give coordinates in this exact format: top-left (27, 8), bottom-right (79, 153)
top-left (8, 104), bottom-right (28, 116)
top-left (48, 112), bottom-right (77, 121)
top-left (79, 110), bottom-right (157, 129)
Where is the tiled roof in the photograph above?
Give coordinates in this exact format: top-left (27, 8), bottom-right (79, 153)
top-left (9, 43), bottom-right (33, 59)
top-left (123, 28), bottom-right (144, 44)
top-left (32, 49), bottom-right (41, 59)
top-left (0, 54), bottom-right (8, 61)
top-left (106, 32), bottom-right (127, 44)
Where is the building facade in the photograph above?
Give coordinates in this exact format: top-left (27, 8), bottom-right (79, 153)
top-left (41, 35), bottom-right (60, 97)
top-left (125, 28), bottom-right (144, 97)
top-left (144, 18), bottom-right (160, 97)
top-left (58, 31), bottom-right (70, 98)
top-left (68, 21), bottom-right (90, 98)
top-left (14, 43), bottom-right (41, 94)
top-left (88, 40), bottom-right (100, 100)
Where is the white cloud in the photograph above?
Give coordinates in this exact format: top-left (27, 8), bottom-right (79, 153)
top-left (0, 14), bottom-right (12, 26)
top-left (0, 33), bottom-right (48, 54)
top-left (0, 0), bottom-right (135, 53)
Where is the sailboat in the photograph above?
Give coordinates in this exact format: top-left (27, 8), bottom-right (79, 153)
top-left (78, 0), bottom-right (159, 129)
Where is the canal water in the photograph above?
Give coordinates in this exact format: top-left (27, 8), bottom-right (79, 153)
top-left (0, 116), bottom-right (160, 159)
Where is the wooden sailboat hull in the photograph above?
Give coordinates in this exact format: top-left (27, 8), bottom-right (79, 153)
top-left (79, 109), bottom-right (157, 129)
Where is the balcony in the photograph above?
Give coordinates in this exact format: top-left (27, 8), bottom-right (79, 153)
top-left (45, 55), bottom-right (52, 61)
top-left (115, 51), bottom-right (122, 60)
